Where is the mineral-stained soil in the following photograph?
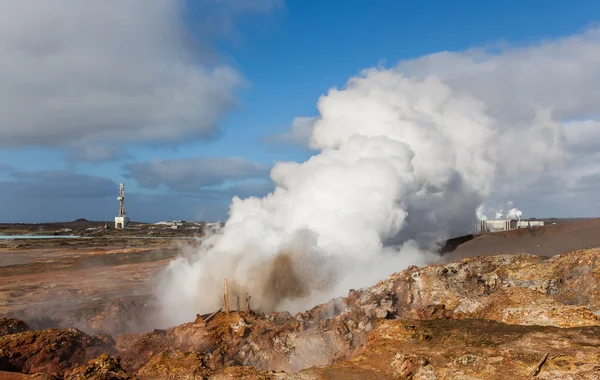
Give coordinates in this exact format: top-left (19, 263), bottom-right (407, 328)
top-left (0, 238), bottom-right (186, 335)
top-left (3, 246), bottom-right (600, 379)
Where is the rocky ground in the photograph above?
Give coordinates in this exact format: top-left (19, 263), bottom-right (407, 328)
top-left (0, 239), bottom-right (188, 334)
top-left (2, 244), bottom-right (600, 379)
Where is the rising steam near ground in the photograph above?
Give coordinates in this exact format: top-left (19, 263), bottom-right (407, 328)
top-left (153, 31), bottom-right (593, 326)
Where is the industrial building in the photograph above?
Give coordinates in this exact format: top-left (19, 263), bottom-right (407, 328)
top-left (517, 220), bottom-right (545, 228)
top-left (476, 218), bottom-right (544, 233)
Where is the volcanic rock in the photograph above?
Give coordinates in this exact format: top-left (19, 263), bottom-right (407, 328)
top-left (136, 350), bottom-right (211, 379)
top-left (65, 354), bottom-right (132, 379)
top-left (0, 318), bottom-right (29, 337)
top-left (0, 372), bottom-right (59, 379)
top-left (348, 249), bottom-right (600, 328)
top-left (0, 328), bottom-right (116, 376)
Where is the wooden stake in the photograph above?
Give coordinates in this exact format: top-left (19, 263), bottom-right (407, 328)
top-left (204, 309), bottom-right (221, 323)
top-left (246, 295), bottom-right (251, 311)
top-left (236, 296), bottom-right (240, 311)
top-left (224, 278), bottom-right (230, 315)
top-left (531, 352), bottom-right (549, 377)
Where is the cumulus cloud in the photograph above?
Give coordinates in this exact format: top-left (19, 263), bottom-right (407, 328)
top-left (124, 157), bottom-right (270, 192)
top-left (0, 0), bottom-right (242, 160)
top-left (396, 29), bottom-right (600, 123)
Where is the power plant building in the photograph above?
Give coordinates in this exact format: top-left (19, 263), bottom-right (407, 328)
top-left (476, 218), bottom-right (544, 233)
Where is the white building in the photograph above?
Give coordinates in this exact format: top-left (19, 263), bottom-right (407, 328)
top-left (114, 216), bottom-right (129, 229)
top-left (517, 220), bottom-right (545, 228)
top-left (476, 218), bottom-right (517, 233)
top-left (476, 218), bottom-right (544, 233)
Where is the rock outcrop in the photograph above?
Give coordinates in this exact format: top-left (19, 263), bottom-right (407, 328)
top-left (348, 249), bottom-right (600, 328)
top-left (65, 354), bottom-right (132, 379)
top-left (0, 318), bottom-right (29, 337)
top-left (0, 328), bottom-right (115, 376)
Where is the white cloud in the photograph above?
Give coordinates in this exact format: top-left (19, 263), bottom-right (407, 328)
top-left (124, 157), bottom-right (270, 192)
top-left (396, 29), bottom-right (600, 124)
top-left (0, 0), bottom-right (242, 158)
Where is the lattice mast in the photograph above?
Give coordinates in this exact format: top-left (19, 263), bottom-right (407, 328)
top-left (117, 182), bottom-right (126, 217)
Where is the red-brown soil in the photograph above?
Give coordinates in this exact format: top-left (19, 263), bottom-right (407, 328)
top-left (1, 238), bottom-right (183, 335)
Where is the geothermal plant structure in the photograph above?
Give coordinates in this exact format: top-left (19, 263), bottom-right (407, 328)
top-left (114, 182), bottom-right (130, 229)
top-left (476, 217), bottom-right (544, 233)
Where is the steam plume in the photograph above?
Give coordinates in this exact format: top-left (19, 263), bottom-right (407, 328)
top-left (156, 69), bottom-right (562, 326)
top-left (478, 201), bottom-right (524, 220)
top-left (506, 208), bottom-right (523, 220)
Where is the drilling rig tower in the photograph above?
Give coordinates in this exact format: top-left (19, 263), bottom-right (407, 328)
top-left (114, 182), bottom-right (130, 229)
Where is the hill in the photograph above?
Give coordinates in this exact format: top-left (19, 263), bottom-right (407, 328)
top-left (440, 218), bottom-right (600, 263)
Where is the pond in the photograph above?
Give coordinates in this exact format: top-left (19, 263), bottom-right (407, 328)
top-left (0, 235), bottom-right (81, 239)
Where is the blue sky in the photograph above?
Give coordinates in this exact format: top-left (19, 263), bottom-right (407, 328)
top-left (0, 0), bottom-right (599, 222)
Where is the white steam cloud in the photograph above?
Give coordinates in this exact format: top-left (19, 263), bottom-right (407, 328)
top-left (506, 208), bottom-right (523, 220)
top-left (478, 201), bottom-right (524, 221)
top-left (155, 65), bottom-right (564, 326)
